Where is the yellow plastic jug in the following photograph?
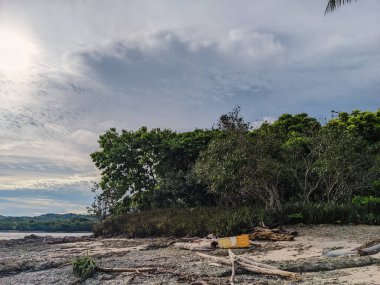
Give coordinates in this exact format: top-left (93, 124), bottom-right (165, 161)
top-left (218, 234), bottom-right (250, 248)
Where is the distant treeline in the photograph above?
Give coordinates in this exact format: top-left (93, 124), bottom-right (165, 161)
top-left (0, 213), bottom-right (95, 232)
top-left (90, 108), bottom-right (380, 230)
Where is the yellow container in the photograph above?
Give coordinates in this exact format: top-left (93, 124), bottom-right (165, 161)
top-left (218, 234), bottom-right (250, 249)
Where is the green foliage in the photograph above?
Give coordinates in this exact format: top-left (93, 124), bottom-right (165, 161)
top-left (153, 129), bottom-right (220, 208)
top-left (90, 127), bottom-right (173, 216)
top-left (352, 195), bottom-right (380, 206)
top-left (270, 113), bottom-right (321, 139)
top-left (94, 202), bottom-right (380, 238)
top-left (328, 109), bottom-right (380, 143)
top-left (287, 213), bottom-right (304, 221)
top-left (90, 127), bottom-right (219, 216)
top-left (193, 107), bottom-right (288, 211)
top-left (282, 202), bottom-right (380, 225)
top-left (90, 107), bottom-right (380, 232)
top-left (72, 255), bottom-right (96, 280)
top-left (93, 207), bottom-right (268, 238)
top-left (193, 126), bottom-right (254, 205)
top-left (217, 106), bottom-right (250, 132)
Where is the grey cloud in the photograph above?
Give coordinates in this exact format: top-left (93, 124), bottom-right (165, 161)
top-left (1, 0), bottom-right (380, 215)
top-left (74, 30), bottom-right (283, 109)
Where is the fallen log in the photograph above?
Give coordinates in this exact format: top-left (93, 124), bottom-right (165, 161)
top-left (323, 239), bottom-right (380, 257)
top-left (237, 255), bottom-right (281, 271)
top-left (358, 243), bottom-right (380, 256)
top-left (322, 247), bottom-right (358, 257)
top-left (275, 256), bottom-right (380, 272)
top-left (196, 251), bottom-right (300, 281)
top-left (174, 240), bottom-right (218, 251)
top-left (228, 249), bottom-right (236, 284)
top-left (96, 266), bottom-right (155, 273)
top-left (229, 250), bottom-right (300, 281)
top-left (196, 252), bottom-right (234, 265)
top-left (356, 240), bottom-right (380, 256)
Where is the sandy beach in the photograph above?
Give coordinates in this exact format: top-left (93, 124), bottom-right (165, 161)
top-left (0, 225), bottom-right (379, 285)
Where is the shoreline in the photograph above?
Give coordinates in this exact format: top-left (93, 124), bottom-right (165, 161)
top-left (0, 231), bottom-right (93, 241)
top-left (0, 225), bottom-right (379, 284)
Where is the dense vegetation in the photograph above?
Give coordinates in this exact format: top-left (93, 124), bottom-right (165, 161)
top-left (0, 213), bottom-right (95, 232)
top-left (91, 108), bottom-right (380, 237)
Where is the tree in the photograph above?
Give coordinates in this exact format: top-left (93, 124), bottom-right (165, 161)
top-left (255, 113), bottom-right (321, 205)
top-left (90, 127), bottom-right (173, 213)
top-left (282, 133), bottom-right (322, 204)
top-left (328, 109), bottom-right (380, 144)
top-left (325, 0), bottom-right (356, 14)
top-left (314, 126), bottom-right (375, 203)
top-left (193, 107), bottom-right (253, 206)
top-left (194, 107), bottom-right (287, 211)
top-left (90, 127), bottom-right (218, 216)
top-left (154, 129), bottom-right (220, 207)
top-left (90, 107), bottom-right (380, 221)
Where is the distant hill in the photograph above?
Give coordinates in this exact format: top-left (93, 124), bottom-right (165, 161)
top-left (0, 213), bottom-right (96, 232)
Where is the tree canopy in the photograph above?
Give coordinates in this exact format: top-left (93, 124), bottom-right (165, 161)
top-left (90, 108), bottom-right (380, 220)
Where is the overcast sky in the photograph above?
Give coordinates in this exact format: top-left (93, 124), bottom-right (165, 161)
top-left (0, 0), bottom-right (379, 216)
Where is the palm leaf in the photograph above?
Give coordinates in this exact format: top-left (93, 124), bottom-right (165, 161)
top-left (325, 0), bottom-right (356, 14)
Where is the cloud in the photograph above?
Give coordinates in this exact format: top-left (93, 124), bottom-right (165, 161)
top-left (0, 172), bottom-right (98, 191)
top-left (1, 0), bottom-right (380, 215)
top-left (74, 30), bottom-right (282, 104)
top-left (0, 197), bottom-right (88, 216)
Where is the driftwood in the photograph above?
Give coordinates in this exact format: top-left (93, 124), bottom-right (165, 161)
top-left (22, 234), bottom-right (95, 244)
top-left (229, 250), bottom-right (300, 280)
top-left (249, 227), bottom-right (295, 241)
top-left (323, 239), bottom-right (380, 257)
top-left (322, 247), bottom-right (358, 257)
top-left (237, 255), bottom-right (281, 271)
top-left (96, 266), bottom-right (155, 273)
top-left (356, 239), bottom-right (380, 256)
top-left (358, 243), bottom-right (380, 256)
top-left (69, 278), bottom-right (82, 285)
top-left (228, 250), bottom-right (236, 284)
top-left (276, 256), bottom-right (380, 272)
top-left (196, 251), bottom-right (301, 281)
top-left (174, 240), bottom-right (218, 251)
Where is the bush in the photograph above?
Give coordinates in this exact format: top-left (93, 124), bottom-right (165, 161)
top-left (93, 207), bottom-right (269, 238)
top-left (72, 255), bottom-right (96, 281)
top-left (282, 202), bottom-right (380, 225)
top-left (93, 202), bottom-right (380, 238)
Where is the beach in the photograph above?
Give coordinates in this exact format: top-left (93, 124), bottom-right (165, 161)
top-left (0, 225), bottom-right (379, 285)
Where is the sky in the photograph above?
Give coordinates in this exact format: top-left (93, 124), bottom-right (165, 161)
top-left (0, 0), bottom-right (379, 216)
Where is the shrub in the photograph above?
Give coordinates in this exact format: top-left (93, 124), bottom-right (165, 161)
top-left (72, 255), bottom-right (96, 281)
top-left (93, 207), bottom-right (269, 238)
top-left (93, 202), bottom-right (380, 238)
top-left (282, 202), bottom-right (380, 225)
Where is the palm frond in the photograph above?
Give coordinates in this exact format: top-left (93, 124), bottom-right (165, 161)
top-left (325, 0), bottom-right (356, 14)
